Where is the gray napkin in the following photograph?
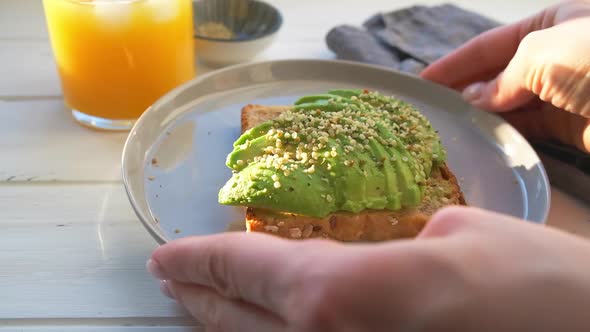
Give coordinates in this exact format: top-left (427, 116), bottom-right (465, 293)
top-left (326, 4), bottom-right (499, 74)
top-left (326, 5), bottom-right (590, 205)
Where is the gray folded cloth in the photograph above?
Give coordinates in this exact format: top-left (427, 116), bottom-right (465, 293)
top-left (326, 4), bottom-right (500, 74)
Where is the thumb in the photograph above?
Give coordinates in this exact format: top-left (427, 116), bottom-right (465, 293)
top-left (461, 32), bottom-right (542, 112)
top-left (417, 206), bottom-right (522, 239)
top-left (462, 67), bottom-right (534, 113)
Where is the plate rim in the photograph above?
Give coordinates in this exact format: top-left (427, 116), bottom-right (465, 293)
top-left (122, 58), bottom-right (551, 244)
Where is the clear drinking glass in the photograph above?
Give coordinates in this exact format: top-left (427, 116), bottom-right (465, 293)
top-left (43, 0), bottom-right (196, 130)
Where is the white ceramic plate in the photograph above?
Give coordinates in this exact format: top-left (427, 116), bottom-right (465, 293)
top-left (122, 59), bottom-right (550, 244)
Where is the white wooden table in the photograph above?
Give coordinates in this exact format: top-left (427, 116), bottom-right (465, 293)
top-left (1, 0), bottom-right (589, 330)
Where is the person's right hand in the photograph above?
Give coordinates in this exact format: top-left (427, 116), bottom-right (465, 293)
top-left (421, 0), bottom-right (590, 153)
top-left (148, 207), bottom-right (590, 332)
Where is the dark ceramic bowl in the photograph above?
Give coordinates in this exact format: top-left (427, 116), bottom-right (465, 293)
top-left (193, 0), bottom-right (283, 66)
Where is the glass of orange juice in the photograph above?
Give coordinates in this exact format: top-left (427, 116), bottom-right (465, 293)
top-left (43, 0), bottom-right (196, 130)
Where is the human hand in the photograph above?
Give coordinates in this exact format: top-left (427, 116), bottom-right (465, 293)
top-left (147, 207), bottom-right (590, 331)
top-left (421, 0), bottom-right (590, 153)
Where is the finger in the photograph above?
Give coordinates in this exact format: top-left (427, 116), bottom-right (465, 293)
top-left (461, 30), bottom-right (544, 112)
top-left (417, 206), bottom-right (523, 239)
top-left (420, 23), bottom-right (525, 89)
top-left (149, 232), bottom-right (331, 316)
top-left (167, 280), bottom-right (285, 332)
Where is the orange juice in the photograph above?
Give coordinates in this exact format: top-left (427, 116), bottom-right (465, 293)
top-left (43, 0), bottom-right (195, 129)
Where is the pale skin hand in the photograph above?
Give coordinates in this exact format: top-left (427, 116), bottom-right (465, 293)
top-left (421, 0), bottom-right (590, 153)
top-left (148, 206), bottom-right (590, 332)
top-left (147, 2), bottom-right (590, 330)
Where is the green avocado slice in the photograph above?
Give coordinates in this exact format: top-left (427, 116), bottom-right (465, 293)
top-left (218, 89), bottom-right (446, 218)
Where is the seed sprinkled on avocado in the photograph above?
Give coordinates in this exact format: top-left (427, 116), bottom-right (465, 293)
top-left (219, 89), bottom-right (447, 218)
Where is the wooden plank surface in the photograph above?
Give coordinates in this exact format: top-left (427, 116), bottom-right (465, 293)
top-left (0, 184), bottom-right (190, 320)
top-left (0, 0), bottom-right (563, 41)
top-left (0, 0), bottom-right (585, 330)
top-left (0, 0), bottom-right (561, 98)
top-left (0, 100), bottom-right (128, 183)
top-left (0, 184), bottom-right (586, 325)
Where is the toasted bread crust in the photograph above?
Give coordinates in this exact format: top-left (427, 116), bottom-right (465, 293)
top-left (239, 104), bottom-right (466, 241)
top-left (241, 104), bottom-right (291, 133)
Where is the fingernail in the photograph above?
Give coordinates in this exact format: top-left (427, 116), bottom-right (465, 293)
top-left (160, 280), bottom-right (175, 299)
top-left (462, 82), bottom-right (485, 102)
top-left (146, 258), bottom-right (166, 280)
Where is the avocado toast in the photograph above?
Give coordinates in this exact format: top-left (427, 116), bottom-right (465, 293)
top-left (219, 89), bottom-right (465, 241)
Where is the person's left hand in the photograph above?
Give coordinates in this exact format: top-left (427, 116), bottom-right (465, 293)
top-left (147, 207), bottom-right (590, 332)
top-left (420, 1), bottom-right (590, 153)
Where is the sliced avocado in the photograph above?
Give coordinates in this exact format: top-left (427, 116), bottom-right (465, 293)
top-left (366, 139), bottom-right (399, 210)
top-left (328, 89), bottom-right (363, 98)
top-left (233, 121), bottom-right (272, 147)
top-left (294, 94), bottom-right (338, 105)
top-left (294, 100), bottom-right (343, 112)
top-left (219, 89), bottom-right (446, 217)
top-left (226, 135), bottom-right (268, 170)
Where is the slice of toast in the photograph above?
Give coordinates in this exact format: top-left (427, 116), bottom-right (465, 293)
top-left (241, 104), bottom-right (466, 241)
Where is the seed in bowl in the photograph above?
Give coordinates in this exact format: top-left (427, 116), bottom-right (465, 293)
top-left (195, 22), bottom-right (234, 39)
